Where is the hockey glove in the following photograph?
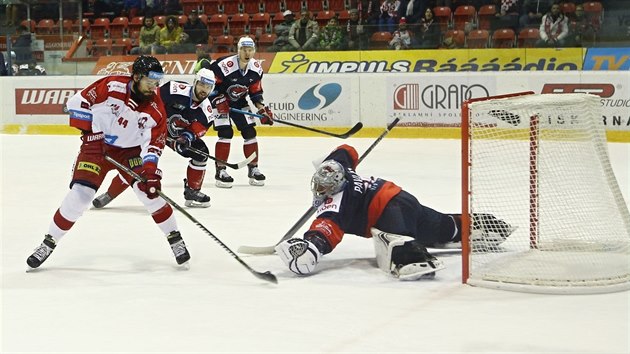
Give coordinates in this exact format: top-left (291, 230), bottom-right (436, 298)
top-left (174, 131), bottom-right (194, 154)
top-left (137, 163), bottom-right (162, 199)
top-left (257, 106), bottom-right (274, 125)
top-left (80, 131), bottom-right (105, 155)
top-left (275, 238), bottom-right (321, 275)
top-left (211, 94), bottom-right (230, 119)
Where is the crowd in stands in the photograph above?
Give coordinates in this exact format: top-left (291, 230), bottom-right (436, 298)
top-left (5, 0), bottom-right (605, 56)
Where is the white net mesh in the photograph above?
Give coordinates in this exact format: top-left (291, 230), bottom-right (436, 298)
top-left (464, 93), bottom-right (630, 294)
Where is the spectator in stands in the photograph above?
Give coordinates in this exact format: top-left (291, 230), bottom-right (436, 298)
top-left (82, 0), bottom-right (109, 19)
top-left (346, 8), bottom-right (369, 50)
top-left (519, 0), bottom-right (550, 30)
top-left (288, 10), bottom-right (319, 51)
top-left (183, 9), bottom-right (209, 52)
top-left (4, 1), bottom-right (22, 27)
top-left (492, 0), bottom-right (521, 31)
top-left (12, 25), bottom-right (32, 65)
top-left (268, 10), bottom-right (296, 52)
top-left (399, 0), bottom-right (425, 25)
top-left (389, 17), bottom-right (412, 49)
top-left (414, 8), bottom-right (441, 49)
top-left (379, 0), bottom-right (401, 33)
top-left (130, 16), bottom-right (161, 55)
top-left (568, 4), bottom-right (595, 47)
top-left (123, 0), bottom-right (143, 19)
top-left (155, 15), bottom-right (188, 53)
top-left (536, 3), bottom-right (569, 47)
top-left (350, 0), bottom-right (381, 37)
top-left (163, 0), bottom-right (182, 15)
top-left (319, 17), bottom-right (345, 50)
top-left (144, 0), bottom-right (164, 16)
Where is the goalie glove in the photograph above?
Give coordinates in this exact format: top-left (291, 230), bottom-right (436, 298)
top-left (275, 238), bottom-right (322, 275)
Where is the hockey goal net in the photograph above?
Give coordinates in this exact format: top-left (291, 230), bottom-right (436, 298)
top-left (462, 92), bottom-right (630, 294)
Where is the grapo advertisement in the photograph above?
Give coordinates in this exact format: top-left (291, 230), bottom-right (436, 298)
top-left (386, 73), bottom-right (497, 126)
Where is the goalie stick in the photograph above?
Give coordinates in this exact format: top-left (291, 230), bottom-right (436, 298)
top-left (230, 108), bottom-right (364, 139)
top-left (104, 155), bottom-right (278, 284)
top-left (237, 118), bottom-right (401, 255)
top-left (166, 137), bottom-right (256, 169)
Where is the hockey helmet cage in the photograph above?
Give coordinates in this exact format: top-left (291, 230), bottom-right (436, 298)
top-left (194, 68), bottom-right (216, 90)
top-left (237, 36), bottom-right (256, 52)
top-left (311, 160), bottom-right (347, 199)
top-left (131, 55), bottom-right (164, 81)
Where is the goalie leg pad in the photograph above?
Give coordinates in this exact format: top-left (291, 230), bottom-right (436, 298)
top-left (372, 228), bottom-right (445, 280)
top-left (275, 238), bottom-right (322, 275)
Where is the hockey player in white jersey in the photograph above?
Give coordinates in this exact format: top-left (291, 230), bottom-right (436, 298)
top-left (92, 68), bottom-right (229, 208)
top-left (26, 56), bottom-right (191, 269)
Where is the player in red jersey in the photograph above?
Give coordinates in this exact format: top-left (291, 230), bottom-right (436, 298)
top-left (275, 144), bottom-right (514, 280)
top-left (208, 36), bottom-right (273, 188)
top-left (26, 56), bottom-right (191, 269)
top-left (91, 68), bottom-right (225, 209)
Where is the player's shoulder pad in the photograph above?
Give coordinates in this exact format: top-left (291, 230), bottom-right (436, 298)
top-left (216, 55), bottom-right (242, 76)
top-left (247, 58), bottom-right (264, 75)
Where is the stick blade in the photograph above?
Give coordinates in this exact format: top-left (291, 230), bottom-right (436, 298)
top-left (339, 122), bottom-right (363, 139)
top-left (254, 271), bottom-right (278, 284)
top-left (237, 244), bottom-right (276, 255)
top-left (230, 151), bottom-right (257, 169)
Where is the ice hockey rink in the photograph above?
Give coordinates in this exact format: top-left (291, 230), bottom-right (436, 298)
top-left (1, 134), bottom-right (629, 353)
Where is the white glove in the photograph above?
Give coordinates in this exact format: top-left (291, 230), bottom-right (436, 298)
top-left (275, 238), bottom-right (322, 275)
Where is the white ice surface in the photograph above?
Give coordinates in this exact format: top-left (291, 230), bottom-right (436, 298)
top-left (1, 135), bottom-right (629, 353)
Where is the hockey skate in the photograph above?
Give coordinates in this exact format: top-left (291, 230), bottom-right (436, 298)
top-left (391, 240), bottom-right (445, 280)
top-left (215, 167), bottom-right (234, 188)
top-left (92, 192), bottom-right (113, 208)
top-left (248, 165), bottom-right (265, 186)
top-left (167, 231), bottom-right (190, 266)
top-left (26, 235), bottom-right (56, 269)
top-left (183, 179), bottom-right (210, 208)
top-left (470, 213), bottom-right (515, 252)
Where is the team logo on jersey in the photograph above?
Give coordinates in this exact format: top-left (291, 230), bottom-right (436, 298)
top-left (226, 84), bottom-right (248, 101)
top-left (298, 83), bottom-right (342, 110)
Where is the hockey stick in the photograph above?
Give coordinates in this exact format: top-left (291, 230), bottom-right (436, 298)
top-left (104, 155), bottom-right (278, 284)
top-left (230, 108), bottom-right (364, 139)
top-left (166, 137), bottom-right (256, 169)
top-left (237, 118), bottom-right (401, 255)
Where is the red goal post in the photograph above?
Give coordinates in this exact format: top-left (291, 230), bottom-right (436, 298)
top-left (461, 91), bottom-right (630, 294)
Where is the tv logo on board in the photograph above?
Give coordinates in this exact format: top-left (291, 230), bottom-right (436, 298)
top-left (541, 84), bottom-right (615, 97)
top-left (297, 83), bottom-right (342, 110)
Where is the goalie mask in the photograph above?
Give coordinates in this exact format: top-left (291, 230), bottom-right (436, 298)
top-left (311, 160), bottom-right (347, 199)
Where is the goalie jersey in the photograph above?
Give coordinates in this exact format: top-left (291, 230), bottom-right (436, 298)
top-left (306, 145), bottom-right (402, 253)
top-left (160, 81), bottom-right (215, 140)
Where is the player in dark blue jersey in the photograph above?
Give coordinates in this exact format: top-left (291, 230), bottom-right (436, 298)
top-left (276, 144), bottom-right (514, 280)
top-left (92, 68), bottom-right (228, 208)
top-left (208, 36), bottom-right (273, 188)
